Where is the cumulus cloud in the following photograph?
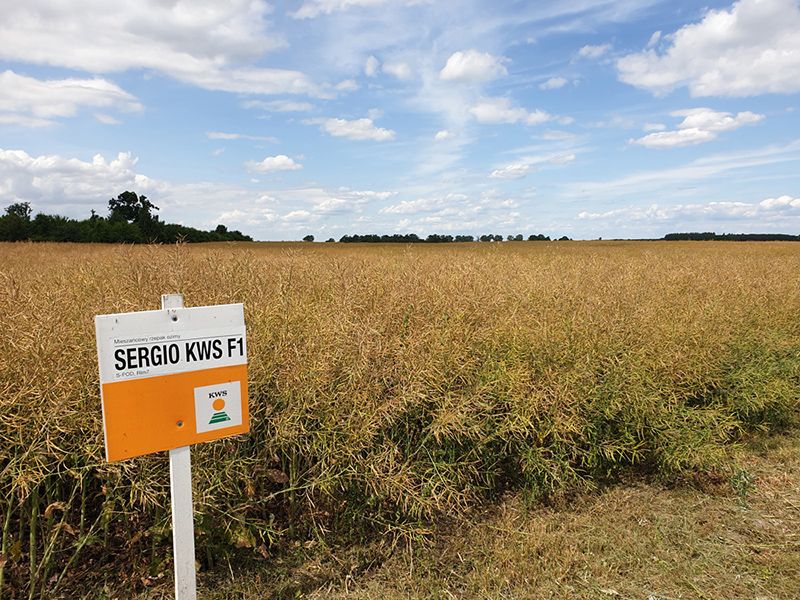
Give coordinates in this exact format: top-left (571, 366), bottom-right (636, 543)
top-left (630, 108), bottom-right (764, 148)
top-left (469, 97), bottom-right (551, 126)
top-left (245, 155), bottom-right (303, 172)
top-left (309, 117), bottom-right (396, 141)
top-left (759, 195), bottom-right (800, 209)
top-left (577, 43), bottom-right (611, 59)
top-left (0, 70), bottom-right (142, 127)
top-left (617, 0), bottom-right (800, 97)
top-left (0, 1), bottom-right (322, 97)
top-left (439, 49), bottom-right (508, 83)
top-left (539, 76), bottom-right (568, 90)
top-left (0, 148), bottom-right (157, 211)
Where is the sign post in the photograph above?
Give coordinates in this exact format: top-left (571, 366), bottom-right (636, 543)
top-left (95, 295), bottom-right (249, 599)
top-left (163, 294), bottom-right (197, 600)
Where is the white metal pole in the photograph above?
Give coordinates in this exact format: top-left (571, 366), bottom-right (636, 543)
top-left (162, 294), bottom-right (197, 600)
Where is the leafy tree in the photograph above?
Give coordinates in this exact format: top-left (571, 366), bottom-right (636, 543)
top-left (0, 192), bottom-right (253, 244)
top-left (303, 234), bottom-right (315, 242)
top-left (6, 202), bottom-right (32, 219)
top-left (108, 191), bottom-right (159, 223)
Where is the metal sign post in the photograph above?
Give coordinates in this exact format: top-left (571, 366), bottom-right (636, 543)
top-left (162, 294), bottom-right (197, 600)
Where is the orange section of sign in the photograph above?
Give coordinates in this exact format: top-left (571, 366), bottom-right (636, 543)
top-left (102, 364), bottom-right (249, 461)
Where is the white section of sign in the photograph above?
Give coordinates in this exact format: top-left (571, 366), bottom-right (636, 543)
top-left (95, 304), bottom-right (247, 384)
top-left (194, 381), bottom-right (243, 433)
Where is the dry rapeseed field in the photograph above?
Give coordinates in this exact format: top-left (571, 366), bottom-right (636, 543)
top-left (1, 240), bottom-right (798, 597)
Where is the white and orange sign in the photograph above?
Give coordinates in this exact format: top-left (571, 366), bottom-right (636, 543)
top-left (95, 303), bottom-right (248, 461)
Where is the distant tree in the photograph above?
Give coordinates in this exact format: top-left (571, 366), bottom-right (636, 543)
top-left (6, 202), bottom-right (32, 219)
top-left (325, 237), bottom-right (335, 242)
top-left (108, 191), bottom-right (159, 223)
top-left (0, 193), bottom-right (253, 244)
top-left (0, 202), bottom-right (33, 240)
top-left (558, 235), bottom-right (571, 241)
top-left (303, 234), bottom-right (315, 242)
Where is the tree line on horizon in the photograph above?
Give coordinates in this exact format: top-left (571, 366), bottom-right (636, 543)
top-left (0, 192), bottom-right (252, 243)
top-left (332, 233), bottom-right (565, 243)
top-left (663, 232), bottom-right (800, 241)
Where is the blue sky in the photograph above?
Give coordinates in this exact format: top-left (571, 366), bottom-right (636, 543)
top-left (1, 0), bottom-right (799, 240)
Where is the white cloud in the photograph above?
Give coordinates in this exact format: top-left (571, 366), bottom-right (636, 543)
top-left (245, 155), bottom-right (303, 172)
top-left (292, 0), bottom-right (427, 19)
top-left (549, 153), bottom-right (576, 165)
top-left (0, 1), bottom-right (324, 97)
top-left (646, 31), bottom-right (661, 48)
top-left (0, 70), bottom-right (142, 127)
top-left (643, 122), bottom-right (666, 132)
top-left (0, 148), bottom-right (157, 211)
top-left (577, 43), bottom-right (611, 59)
top-left (489, 152), bottom-right (576, 180)
top-left (434, 130), bottom-right (454, 141)
top-left (565, 140), bottom-right (800, 203)
top-left (630, 108), bottom-right (764, 148)
top-left (313, 188), bottom-right (396, 214)
top-left (760, 195), bottom-right (800, 209)
top-left (383, 61), bottom-right (412, 80)
top-left (310, 117), bottom-right (396, 141)
top-left (381, 193), bottom-right (468, 214)
top-left (490, 163), bottom-right (530, 179)
top-left (206, 131), bottom-right (279, 143)
top-left (242, 100), bottom-right (314, 112)
top-left (365, 55), bottom-right (380, 77)
top-left (579, 195), bottom-right (800, 224)
top-left (282, 209), bottom-right (314, 222)
top-left (94, 113), bottom-right (121, 125)
top-left (469, 97), bottom-right (551, 126)
top-left (539, 76), bottom-right (568, 90)
top-left (335, 79), bottom-right (359, 91)
top-left (617, 0), bottom-right (800, 97)
top-left (539, 129), bottom-right (576, 140)
top-left (439, 50), bottom-right (508, 83)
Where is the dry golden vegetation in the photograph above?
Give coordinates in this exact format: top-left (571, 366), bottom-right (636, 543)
top-left (212, 434), bottom-right (800, 599)
top-left (1, 240), bottom-right (799, 598)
